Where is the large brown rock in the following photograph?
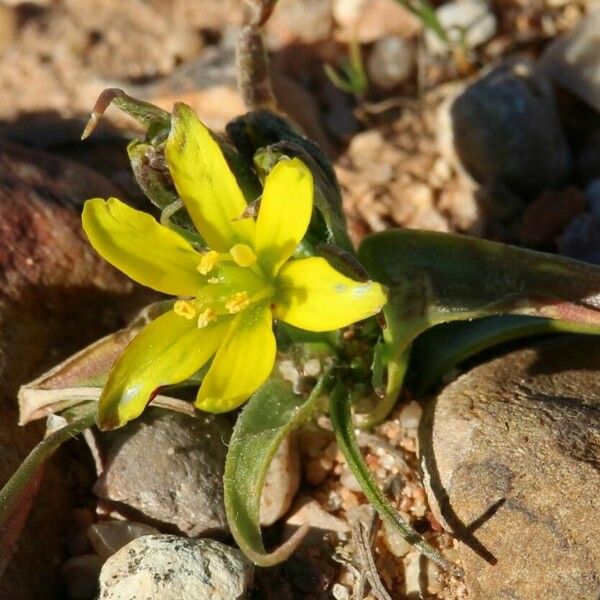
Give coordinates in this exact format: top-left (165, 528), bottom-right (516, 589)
top-left (421, 336), bottom-right (600, 599)
top-left (0, 141), bottom-right (153, 599)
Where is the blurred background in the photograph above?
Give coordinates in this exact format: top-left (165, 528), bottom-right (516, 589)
top-left (0, 0), bottom-right (598, 252)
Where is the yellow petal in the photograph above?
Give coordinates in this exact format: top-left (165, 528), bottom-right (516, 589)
top-left (82, 197), bottom-right (204, 296)
top-left (165, 103), bottom-right (255, 251)
top-left (273, 257), bottom-right (387, 332)
top-left (196, 303), bottom-right (276, 413)
top-left (98, 310), bottom-right (230, 429)
top-left (255, 158), bottom-right (313, 276)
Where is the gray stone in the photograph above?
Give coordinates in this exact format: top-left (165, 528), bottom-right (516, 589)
top-left (367, 35), bottom-right (415, 89)
top-left (421, 337), bottom-right (600, 599)
top-left (557, 212), bottom-right (600, 265)
top-left (425, 0), bottom-right (497, 56)
top-left (539, 8), bottom-right (600, 114)
top-left (98, 535), bottom-right (253, 600)
top-left (577, 130), bottom-right (600, 185)
top-left (586, 178), bottom-right (600, 219)
top-left (93, 409), bottom-right (232, 537)
top-left (448, 60), bottom-right (571, 198)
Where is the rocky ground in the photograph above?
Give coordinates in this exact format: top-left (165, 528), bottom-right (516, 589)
top-left (0, 0), bottom-right (599, 598)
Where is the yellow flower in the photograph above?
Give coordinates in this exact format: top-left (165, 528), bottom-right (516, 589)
top-left (82, 103), bottom-right (387, 429)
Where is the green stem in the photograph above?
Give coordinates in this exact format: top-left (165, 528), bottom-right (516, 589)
top-left (0, 405), bottom-right (96, 523)
top-left (329, 384), bottom-right (464, 577)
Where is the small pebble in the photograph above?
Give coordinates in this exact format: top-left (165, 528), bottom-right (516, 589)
top-left (348, 130), bottom-right (386, 169)
top-left (339, 466), bottom-right (362, 492)
top-left (87, 520), bottom-right (159, 560)
top-left (303, 358), bottom-right (322, 377)
top-left (425, 0), bottom-right (497, 55)
top-left (382, 517), bottom-right (413, 557)
top-left (426, 561), bottom-right (442, 594)
top-left (332, 583), bottom-right (351, 600)
top-left (367, 35), bottom-right (415, 89)
top-left (305, 456), bottom-right (333, 486)
top-left (399, 401), bottom-right (422, 430)
top-left (404, 551), bottom-right (424, 598)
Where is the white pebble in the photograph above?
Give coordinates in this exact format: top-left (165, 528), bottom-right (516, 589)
top-left (400, 401), bottom-right (422, 429)
top-left (340, 467), bottom-right (362, 492)
top-left (382, 518), bottom-right (413, 557)
top-left (332, 583), bottom-right (351, 600)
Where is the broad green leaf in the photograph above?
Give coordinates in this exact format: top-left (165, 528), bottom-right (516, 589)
top-left (224, 374), bottom-right (331, 566)
top-left (0, 403), bottom-right (96, 576)
top-left (411, 315), bottom-right (600, 395)
top-left (329, 384), bottom-right (463, 577)
top-left (357, 230), bottom-right (600, 422)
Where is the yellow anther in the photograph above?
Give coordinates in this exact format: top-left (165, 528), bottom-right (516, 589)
top-left (207, 276), bottom-right (220, 284)
top-left (197, 307), bottom-right (216, 329)
top-left (225, 291), bottom-right (250, 314)
top-left (173, 300), bottom-right (197, 320)
top-left (230, 244), bottom-right (257, 267)
top-left (198, 250), bottom-right (219, 275)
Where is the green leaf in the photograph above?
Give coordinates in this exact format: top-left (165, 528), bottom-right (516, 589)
top-left (392, 0), bottom-right (449, 45)
top-left (224, 374), bottom-right (331, 566)
top-left (411, 315), bottom-right (600, 394)
top-left (227, 111), bottom-right (355, 253)
top-left (0, 403), bottom-right (96, 575)
top-left (329, 384), bottom-right (464, 577)
top-left (357, 229), bottom-right (600, 422)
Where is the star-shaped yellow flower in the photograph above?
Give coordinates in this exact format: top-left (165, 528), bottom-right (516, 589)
top-left (82, 103), bottom-right (387, 429)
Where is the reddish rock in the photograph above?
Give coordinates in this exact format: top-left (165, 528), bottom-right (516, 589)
top-left (0, 142), bottom-right (153, 599)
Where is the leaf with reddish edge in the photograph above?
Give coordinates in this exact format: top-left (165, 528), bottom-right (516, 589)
top-left (0, 404), bottom-right (96, 576)
top-left (357, 230), bottom-right (600, 424)
top-left (411, 315), bottom-right (600, 395)
top-left (17, 302), bottom-right (195, 425)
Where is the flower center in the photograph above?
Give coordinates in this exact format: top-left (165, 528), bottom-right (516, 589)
top-left (225, 291), bottom-right (250, 314)
top-left (175, 246), bottom-right (275, 329)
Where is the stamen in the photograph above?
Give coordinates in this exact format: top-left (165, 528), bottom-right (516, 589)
top-left (198, 250), bottom-right (219, 275)
top-left (207, 276), bottom-right (220, 284)
top-left (174, 300), bottom-right (197, 320)
top-left (225, 291), bottom-right (250, 314)
top-left (197, 308), bottom-right (216, 329)
top-left (230, 244), bottom-right (257, 267)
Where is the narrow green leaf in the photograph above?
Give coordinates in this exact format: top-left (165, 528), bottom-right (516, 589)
top-left (225, 374), bottom-right (331, 566)
top-left (81, 88), bottom-right (171, 142)
top-left (329, 385), bottom-right (463, 577)
top-left (411, 315), bottom-right (600, 394)
top-left (358, 230), bottom-right (600, 421)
